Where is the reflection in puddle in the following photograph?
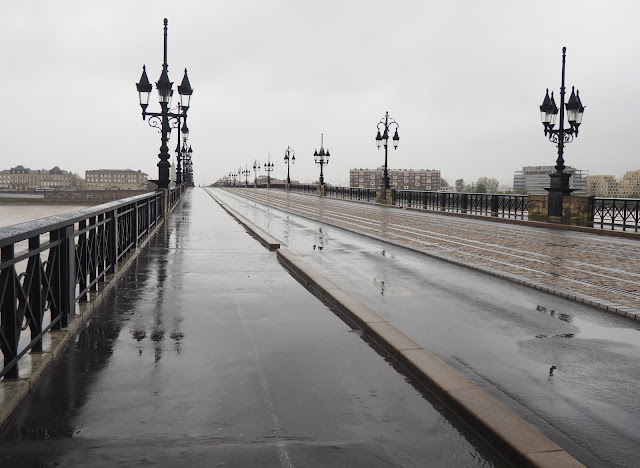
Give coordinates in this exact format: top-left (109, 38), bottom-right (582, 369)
top-left (535, 333), bottom-right (575, 339)
top-left (534, 305), bottom-right (640, 346)
top-left (536, 305), bottom-right (573, 323)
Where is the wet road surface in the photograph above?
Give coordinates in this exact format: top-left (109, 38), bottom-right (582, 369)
top-left (0, 189), bottom-right (508, 467)
top-left (221, 188), bottom-right (640, 313)
top-left (213, 188), bottom-right (640, 468)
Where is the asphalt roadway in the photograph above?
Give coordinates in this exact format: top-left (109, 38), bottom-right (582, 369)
top-left (213, 187), bottom-right (640, 468)
top-left (0, 189), bottom-right (508, 467)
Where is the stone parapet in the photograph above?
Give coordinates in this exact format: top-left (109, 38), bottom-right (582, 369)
top-left (529, 194), bottom-right (594, 226)
top-left (376, 188), bottom-right (395, 204)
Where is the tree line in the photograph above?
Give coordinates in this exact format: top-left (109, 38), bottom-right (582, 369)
top-left (440, 177), bottom-right (504, 194)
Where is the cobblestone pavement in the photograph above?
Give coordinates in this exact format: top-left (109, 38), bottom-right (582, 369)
top-left (225, 188), bottom-right (640, 316)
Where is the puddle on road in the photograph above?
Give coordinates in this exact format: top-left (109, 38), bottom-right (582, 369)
top-left (535, 305), bottom-right (640, 346)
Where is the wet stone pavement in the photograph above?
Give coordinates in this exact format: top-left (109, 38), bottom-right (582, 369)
top-left (223, 188), bottom-right (640, 314)
top-left (0, 189), bottom-right (507, 467)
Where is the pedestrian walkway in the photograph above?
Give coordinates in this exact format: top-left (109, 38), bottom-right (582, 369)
top-left (224, 188), bottom-right (640, 318)
top-left (0, 189), bottom-right (505, 467)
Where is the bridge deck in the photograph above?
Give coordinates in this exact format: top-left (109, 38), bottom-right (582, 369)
top-left (0, 189), bottom-right (505, 467)
top-left (223, 188), bottom-right (640, 317)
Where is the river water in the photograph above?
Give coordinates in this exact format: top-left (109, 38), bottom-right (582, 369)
top-left (0, 204), bottom-right (91, 229)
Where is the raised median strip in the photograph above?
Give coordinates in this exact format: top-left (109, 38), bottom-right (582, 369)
top-left (211, 190), bottom-right (586, 468)
top-left (205, 191), bottom-right (280, 251)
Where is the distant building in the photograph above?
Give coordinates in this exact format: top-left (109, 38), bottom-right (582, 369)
top-left (0, 165), bottom-right (83, 191)
top-left (350, 168), bottom-right (441, 191)
top-left (620, 169), bottom-right (640, 197)
top-left (586, 170), bottom-right (640, 198)
top-left (85, 169), bottom-right (148, 190)
top-left (586, 175), bottom-right (620, 197)
top-left (513, 165), bottom-right (587, 195)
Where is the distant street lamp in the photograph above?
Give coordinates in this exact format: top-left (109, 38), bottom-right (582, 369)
top-left (264, 154), bottom-right (274, 185)
top-left (284, 146), bottom-right (295, 185)
top-left (313, 134), bottom-right (330, 186)
top-left (182, 146), bottom-right (193, 186)
top-left (375, 111), bottom-right (400, 190)
top-left (539, 46), bottom-right (585, 218)
top-left (252, 159), bottom-right (261, 186)
top-left (242, 164), bottom-right (250, 186)
top-left (136, 18), bottom-right (193, 189)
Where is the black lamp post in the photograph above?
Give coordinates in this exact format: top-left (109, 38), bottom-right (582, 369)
top-left (375, 111), bottom-right (400, 190)
top-left (136, 18), bottom-right (193, 190)
top-left (539, 47), bottom-right (585, 218)
top-left (313, 134), bottom-right (330, 186)
top-left (264, 154), bottom-right (274, 185)
top-left (242, 164), bottom-right (250, 186)
top-left (252, 159), bottom-right (261, 186)
top-left (284, 146), bottom-right (295, 185)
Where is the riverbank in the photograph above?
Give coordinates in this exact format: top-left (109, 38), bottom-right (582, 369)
top-left (0, 190), bottom-right (151, 205)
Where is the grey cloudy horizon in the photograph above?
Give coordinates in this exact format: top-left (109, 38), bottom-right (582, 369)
top-left (2, 0), bottom-right (638, 188)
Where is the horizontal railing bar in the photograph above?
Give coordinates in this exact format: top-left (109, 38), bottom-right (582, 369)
top-left (0, 239), bottom-right (62, 270)
top-left (0, 192), bottom-right (161, 247)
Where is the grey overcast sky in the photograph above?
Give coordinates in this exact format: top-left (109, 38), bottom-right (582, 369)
top-left (1, 0), bottom-right (639, 187)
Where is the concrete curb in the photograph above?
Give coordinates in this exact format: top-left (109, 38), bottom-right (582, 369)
top-left (205, 190), bottom-right (280, 251)
top-left (0, 201), bottom-right (177, 430)
top-left (210, 189), bottom-right (586, 468)
top-left (225, 188), bottom-right (640, 322)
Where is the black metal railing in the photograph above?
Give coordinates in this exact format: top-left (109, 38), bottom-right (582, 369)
top-left (395, 190), bottom-right (528, 219)
top-left (169, 186), bottom-right (182, 208)
top-left (325, 186), bottom-right (377, 202)
top-left (290, 184), bottom-right (318, 194)
top-left (268, 183), bottom-right (286, 189)
top-left (593, 198), bottom-right (640, 231)
top-left (0, 191), bottom-right (168, 380)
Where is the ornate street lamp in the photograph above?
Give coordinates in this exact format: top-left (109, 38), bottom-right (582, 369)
top-left (264, 154), bottom-right (274, 185)
top-left (242, 164), bottom-right (250, 186)
top-left (284, 146), bottom-right (295, 185)
top-left (375, 111), bottom-right (400, 190)
top-left (539, 47), bottom-right (585, 218)
top-left (314, 134), bottom-right (330, 186)
top-left (252, 159), bottom-right (261, 186)
top-left (136, 18), bottom-right (193, 189)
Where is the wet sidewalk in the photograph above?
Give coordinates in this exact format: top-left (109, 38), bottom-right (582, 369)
top-left (0, 189), bottom-right (506, 467)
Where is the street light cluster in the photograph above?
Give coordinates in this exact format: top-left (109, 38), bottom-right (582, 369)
top-left (538, 47), bottom-right (586, 217)
top-left (136, 18), bottom-right (194, 189)
top-left (135, 24), bottom-right (582, 214)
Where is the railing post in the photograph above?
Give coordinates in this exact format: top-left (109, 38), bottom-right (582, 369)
top-left (108, 209), bottom-right (118, 275)
top-left (491, 195), bottom-right (499, 217)
top-left (439, 192), bottom-right (446, 211)
top-left (28, 236), bottom-right (44, 352)
top-left (132, 202), bottom-right (139, 247)
top-left (1, 244), bottom-right (19, 379)
top-left (59, 225), bottom-right (76, 328)
top-left (461, 193), bottom-right (468, 213)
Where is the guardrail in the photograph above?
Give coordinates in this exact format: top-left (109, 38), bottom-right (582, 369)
top-left (325, 186), bottom-right (377, 202)
top-left (0, 191), bottom-right (171, 380)
top-left (290, 184), bottom-right (317, 194)
top-left (593, 198), bottom-right (640, 231)
top-left (395, 190), bottom-right (528, 219)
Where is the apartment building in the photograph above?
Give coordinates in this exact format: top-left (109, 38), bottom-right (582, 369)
top-left (349, 168), bottom-right (441, 191)
top-left (85, 169), bottom-right (148, 190)
top-left (587, 170), bottom-right (640, 198)
top-left (513, 165), bottom-right (588, 195)
top-left (0, 166), bottom-right (83, 191)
